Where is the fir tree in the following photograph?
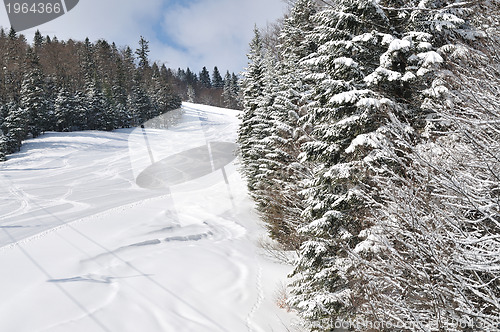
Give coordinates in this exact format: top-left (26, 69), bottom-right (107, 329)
top-left (0, 107), bottom-right (6, 160)
top-left (3, 101), bottom-right (28, 153)
top-left (211, 66), bottom-right (223, 89)
top-left (238, 26), bottom-right (266, 192)
top-left (222, 71), bottom-right (233, 108)
top-left (135, 36), bottom-right (150, 71)
top-left (33, 30), bottom-right (43, 50)
top-left (282, 0), bottom-right (482, 329)
top-left (129, 75), bottom-right (152, 126)
top-left (20, 49), bottom-right (47, 138)
top-left (54, 87), bottom-right (74, 132)
top-left (0, 133), bottom-right (7, 161)
top-left (199, 66), bottom-right (211, 88)
top-left (85, 79), bottom-right (112, 131)
top-left (255, 0), bottom-right (317, 248)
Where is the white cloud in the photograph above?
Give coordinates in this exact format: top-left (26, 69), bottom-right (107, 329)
top-left (160, 0), bottom-right (287, 73)
top-left (0, 0), bottom-right (287, 74)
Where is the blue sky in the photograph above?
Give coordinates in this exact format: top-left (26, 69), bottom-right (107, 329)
top-left (0, 0), bottom-right (288, 74)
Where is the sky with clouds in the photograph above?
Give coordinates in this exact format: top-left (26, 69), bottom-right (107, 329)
top-left (0, 0), bottom-right (288, 74)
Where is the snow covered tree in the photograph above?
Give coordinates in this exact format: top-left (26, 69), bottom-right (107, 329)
top-left (0, 133), bottom-right (7, 161)
top-left (85, 79), bottom-right (112, 131)
top-left (20, 50), bottom-right (48, 138)
top-left (0, 105), bottom-right (7, 160)
top-left (129, 75), bottom-right (152, 126)
top-left (238, 26), bottom-right (267, 192)
top-left (349, 2), bottom-right (500, 330)
top-left (222, 71), bottom-right (232, 107)
top-left (251, 0), bottom-right (317, 248)
top-left (222, 70), bottom-right (240, 109)
top-left (230, 73), bottom-right (240, 106)
top-left (187, 85), bottom-right (195, 103)
top-left (72, 91), bottom-right (88, 130)
top-left (54, 87), bottom-right (75, 132)
top-left (3, 101), bottom-right (29, 153)
top-left (283, 0), bottom-right (471, 328)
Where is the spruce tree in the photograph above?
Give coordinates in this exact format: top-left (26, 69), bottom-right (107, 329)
top-left (135, 36), bottom-right (150, 71)
top-left (283, 0), bottom-right (450, 328)
top-left (222, 71), bottom-right (233, 108)
top-left (227, 73), bottom-right (240, 109)
top-left (20, 49), bottom-right (47, 138)
top-left (33, 30), bottom-right (43, 50)
top-left (238, 26), bottom-right (266, 192)
top-left (54, 87), bottom-right (74, 132)
top-left (211, 66), bottom-right (223, 89)
top-left (0, 107), bottom-right (6, 161)
top-left (85, 79), bottom-right (112, 131)
top-left (129, 75), bottom-right (152, 126)
top-left (0, 133), bottom-right (7, 161)
top-left (3, 101), bottom-right (28, 153)
top-left (199, 66), bottom-right (211, 88)
top-left (252, 0), bottom-right (317, 248)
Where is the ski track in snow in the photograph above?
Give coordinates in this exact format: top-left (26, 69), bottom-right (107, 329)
top-left (0, 102), bottom-right (298, 332)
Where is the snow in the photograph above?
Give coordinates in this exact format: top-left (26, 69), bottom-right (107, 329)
top-left (418, 51), bottom-right (444, 67)
top-left (0, 103), bottom-right (300, 332)
top-left (387, 38), bottom-right (412, 53)
top-left (333, 57), bottom-right (357, 69)
top-left (329, 89), bottom-right (370, 105)
top-left (345, 132), bottom-right (380, 154)
top-left (364, 68), bottom-right (402, 85)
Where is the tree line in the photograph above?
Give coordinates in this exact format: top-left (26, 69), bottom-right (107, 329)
top-left (0, 28), bottom-right (183, 160)
top-left (0, 28), bottom-right (241, 161)
top-left (238, 0), bottom-right (499, 331)
top-left (171, 65), bottom-right (240, 110)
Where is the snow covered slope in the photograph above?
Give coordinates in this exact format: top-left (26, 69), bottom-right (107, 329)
top-left (0, 103), bottom-right (299, 332)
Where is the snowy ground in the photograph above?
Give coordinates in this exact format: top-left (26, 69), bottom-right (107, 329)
top-left (0, 103), bottom-right (300, 332)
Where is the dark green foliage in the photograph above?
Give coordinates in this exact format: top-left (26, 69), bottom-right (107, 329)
top-left (211, 66), bottom-right (223, 89)
top-left (199, 66), bottom-right (211, 88)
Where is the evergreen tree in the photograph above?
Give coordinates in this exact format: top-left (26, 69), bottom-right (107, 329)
top-left (211, 66), bottom-right (223, 88)
top-left (54, 86), bottom-right (74, 132)
top-left (129, 75), bottom-right (152, 126)
top-left (255, 0), bottom-right (317, 248)
top-left (238, 26), bottom-right (266, 192)
top-left (281, 0), bottom-right (483, 329)
top-left (72, 91), bottom-right (87, 130)
top-left (199, 66), bottom-right (211, 88)
top-left (0, 133), bottom-right (7, 161)
top-left (185, 67), bottom-right (197, 85)
top-left (0, 107), bottom-right (6, 160)
top-left (85, 79), bottom-right (112, 131)
top-left (81, 37), bottom-right (95, 81)
top-left (33, 30), bottom-right (43, 50)
top-left (20, 49), bottom-right (47, 138)
top-left (230, 73), bottom-right (240, 105)
top-left (135, 36), bottom-right (150, 71)
top-left (222, 71), bottom-right (233, 108)
top-left (3, 101), bottom-right (28, 153)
